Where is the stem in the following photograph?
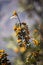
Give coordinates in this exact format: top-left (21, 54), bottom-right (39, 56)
top-left (17, 15), bottom-right (21, 23)
top-left (17, 14), bottom-right (21, 26)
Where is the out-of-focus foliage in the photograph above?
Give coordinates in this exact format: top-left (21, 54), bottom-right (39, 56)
top-left (0, 50), bottom-right (11, 65)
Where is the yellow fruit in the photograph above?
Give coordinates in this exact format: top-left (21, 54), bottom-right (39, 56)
top-left (0, 50), bottom-right (5, 53)
top-left (19, 46), bottom-right (26, 53)
top-left (0, 54), bottom-right (2, 58)
top-left (34, 29), bottom-right (38, 33)
top-left (14, 47), bottom-right (19, 53)
top-left (12, 11), bottom-right (17, 16)
top-left (17, 27), bottom-right (21, 31)
top-left (13, 26), bottom-right (17, 31)
top-left (23, 42), bottom-right (26, 46)
top-left (33, 39), bottom-right (39, 46)
top-left (16, 31), bottom-right (21, 36)
top-left (17, 39), bottom-right (22, 43)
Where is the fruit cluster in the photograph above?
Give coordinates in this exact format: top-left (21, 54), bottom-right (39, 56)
top-left (14, 22), bottom-right (30, 53)
top-left (0, 50), bottom-right (11, 65)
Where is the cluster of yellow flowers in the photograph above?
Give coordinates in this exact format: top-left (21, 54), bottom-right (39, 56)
top-left (33, 39), bottom-right (39, 46)
top-left (0, 50), bottom-right (5, 53)
top-left (13, 22), bottom-right (30, 53)
top-left (26, 50), bottom-right (39, 64)
top-left (0, 50), bottom-right (5, 59)
top-left (12, 11), bottom-right (40, 52)
top-left (0, 50), bottom-right (11, 65)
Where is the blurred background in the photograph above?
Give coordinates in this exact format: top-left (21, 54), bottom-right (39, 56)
top-left (0, 0), bottom-right (43, 65)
